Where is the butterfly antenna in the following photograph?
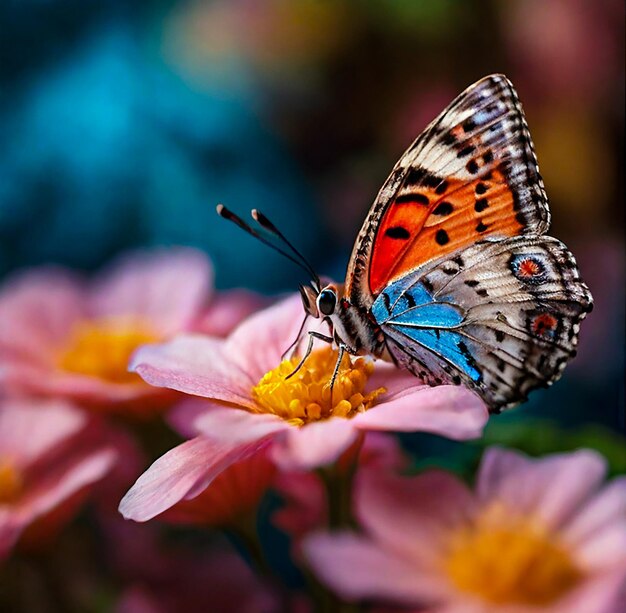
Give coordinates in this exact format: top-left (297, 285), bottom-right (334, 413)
top-left (251, 209), bottom-right (321, 290)
top-left (216, 205), bottom-right (315, 279)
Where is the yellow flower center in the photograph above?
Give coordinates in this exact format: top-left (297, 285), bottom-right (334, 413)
top-left (251, 347), bottom-right (385, 426)
top-left (444, 504), bottom-right (582, 606)
top-left (58, 318), bottom-right (157, 384)
top-left (0, 459), bottom-right (22, 504)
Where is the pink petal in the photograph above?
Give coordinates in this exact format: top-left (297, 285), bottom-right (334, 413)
top-left (304, 531), bottom-right (446, 605)
top-left (563, 477), bottom-right (626, 555)
top-left (477, 447), bottom-right (608, 530)
top-left (0, 399), bottom-right (86, 468)
top-left (119, 436), bottom-right (272, 521)
top-left (225, 294), bottom-right (316, 383)
top-left (198, 289), bottom-right (271, 337)
top-left (0, 362), bottom-right (163, 404)
top-left (167, 398), bottom-right (214, 438)
top-left (130, 335), bottom-right (256, 408)
top-left (357, 432), bottom-right (408, 471)
top-left (0, 513), bottom-right (23, 562)
top-left (551, 569), bottom-right (626, 613)
top-left (366, 361), bottom-right (429, 399)
top-left (190, 405), bottom-right (288, 444)
top-left (356, 470), bottom-right (475, 565)
top-left (17, 447), bottom-right (117, 523)
top-left (573, 522), bottom-right (626, 570)
top-left (352, 385), bottom-right (488, 440)
top-left (0, 267), bottom-right (84, 362)
top-left (89, 248), bottom-right (212, 336)
top-left (272, 418), bottom-right (358, 470)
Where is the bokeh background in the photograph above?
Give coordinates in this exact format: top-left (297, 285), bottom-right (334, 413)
top-left (2, 0), bottom-right (623, 428)
top-left (0, 1), bottom-right (624, 606)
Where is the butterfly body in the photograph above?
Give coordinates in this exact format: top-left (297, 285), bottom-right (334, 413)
top-left (312, 74), bottom-right (592, 413)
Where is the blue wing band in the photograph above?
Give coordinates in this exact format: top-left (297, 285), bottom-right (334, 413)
top-left (372, 277), bottom-right (482, 382)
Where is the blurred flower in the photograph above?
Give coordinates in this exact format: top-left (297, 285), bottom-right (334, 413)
top-left (0, 248), bottom-right (216, 412)
top-left (0, 398), bottom-right (119, 560)
top-left (273, 433), bottom-right (407, 544)
top-left (113, 545), bottom-right (278, 613)
top-left (120, 296), bottom-right (486, 521)
top-left (305, 447), bottom-right (626, 612)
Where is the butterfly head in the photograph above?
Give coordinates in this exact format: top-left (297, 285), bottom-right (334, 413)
top-left (299, 283), bottom-right (339, 319)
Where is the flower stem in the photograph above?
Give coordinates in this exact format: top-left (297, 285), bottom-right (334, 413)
top-left (320, 432), bottom-right (365, 529)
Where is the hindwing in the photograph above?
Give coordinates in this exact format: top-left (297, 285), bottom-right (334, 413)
top-left (371, 236), bottom-right (592, 412)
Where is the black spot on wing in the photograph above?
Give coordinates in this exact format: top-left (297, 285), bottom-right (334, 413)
top-left (435, 229), bottom-right (450, 245)
top-left (385, 226), bottom-right (411, 240)
top-left (474, 198), bottom-right (489, 212)
top-left (395, 193), bottom-right (429, 206)
top-left (432, 202), bottom-right (454, 216)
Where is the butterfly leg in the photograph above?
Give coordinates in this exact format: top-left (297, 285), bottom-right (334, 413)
top-left (285, 330), bottom-right (334, 380)
top-left (281, 313), bottom-right (310, 360)
top-left (328, 343), bottom-right (348, 407)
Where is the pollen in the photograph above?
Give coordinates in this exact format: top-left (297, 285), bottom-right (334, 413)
top-left (251, 347), bottom-right (385, 426)
top-left (58, 318), bottom-right (157, 384)
top-left (444, 503), bottom-right (582, 605)
top-left (0, 459), bottom-right (22, 504)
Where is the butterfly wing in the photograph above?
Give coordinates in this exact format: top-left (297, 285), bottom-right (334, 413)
top-left (371, 236), bottom-right (592, 412)
top-left (346, 74), bottom-right (550, 307)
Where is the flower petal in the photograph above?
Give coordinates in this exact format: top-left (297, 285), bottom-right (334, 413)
top-left (563, 477), bottom-right (626, 554)
top-left (130, 335), bottom-right (256, 408)
top-left (90, 248), bottom-right (212, 335)
top-left (18, 447), bottom-right (117, 523)
top-left (119, 436), bottom-right (271, 522)
top-left (198, 289), bottom-right (271, 337)
top-left (0, 399), bottom-right (86, 467)
top-left (272, 418), bottom-right (358, 470)
top-left (304, 531), bottom-right (446, 605)
top-left (0, 268), bottom-right (84, 361)
top-left (477, 447), bottom-right (608, 529)
top-left (352, 385), bottom-right (488, 440)
top-left (225, 295), bottom-right (314, 383)
top-left (356, 469), bottom-right (475, 565)
top-left (0, 363), bottom-right (163, 405)
top-left (191, 405), bottom-right (289, 444)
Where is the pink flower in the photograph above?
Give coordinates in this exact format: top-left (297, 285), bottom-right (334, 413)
top-left (120, 295), bottom-right (488, 521)
top-left (0, 248), bottom-right (216, 411)
top-left (0, 398), bottom-right (119, 560)
top-left (304, 447), bottom-right (626, 613)
top-left (113, 544), bottom-right (278, 613)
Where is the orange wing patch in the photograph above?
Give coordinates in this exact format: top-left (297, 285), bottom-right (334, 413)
top-left (369, 168), bottom-right (522, 295)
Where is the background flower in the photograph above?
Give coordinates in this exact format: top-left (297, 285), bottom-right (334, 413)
top-left (0, 248), bottom-right (212, 410)
top-left (0, 398), bottom-right (119, 560)
top-left (304, 447), bottom-right (626, 612)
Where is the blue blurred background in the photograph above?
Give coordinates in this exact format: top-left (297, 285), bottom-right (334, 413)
top-left (1, 0), bottom-right (624, 432)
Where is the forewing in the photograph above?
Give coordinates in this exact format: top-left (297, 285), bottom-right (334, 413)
top-left (372, 237), bottom-right (592, 412)
top-left (347, 74), bottom-right (550, 306)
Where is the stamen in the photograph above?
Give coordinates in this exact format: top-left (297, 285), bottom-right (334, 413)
top-left (58, 318), bottom-right (157, 384)
top-left (251, 347), bottom-right (385, 426)
top-left (0, 459), bottom-right (22, 503)
top-left (444, 504), bottom-right (582, 605)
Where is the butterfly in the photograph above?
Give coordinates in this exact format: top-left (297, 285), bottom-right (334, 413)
top-left (218, 74), bottom-right (593, 413)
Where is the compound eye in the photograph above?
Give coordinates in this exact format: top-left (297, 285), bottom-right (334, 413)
top-left (317, 288), bottom-right (337, 316)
